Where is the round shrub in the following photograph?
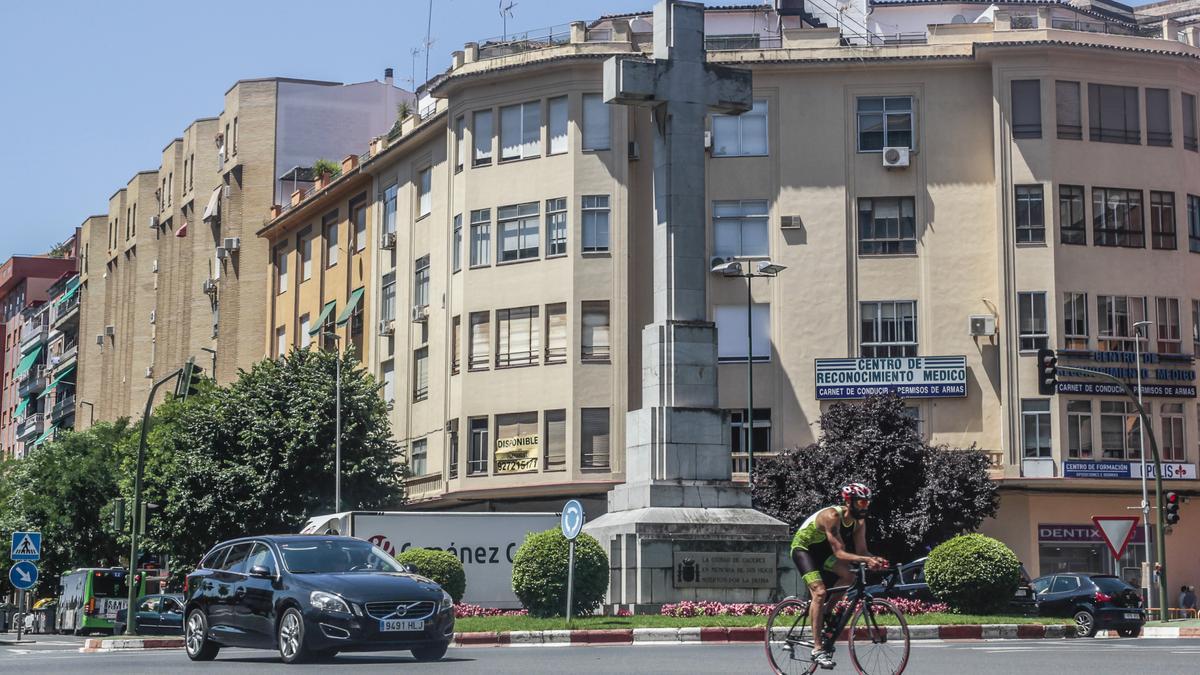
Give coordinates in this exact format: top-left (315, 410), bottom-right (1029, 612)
top-left (511, 529), bottom-right (608, 618)
top-left (396, 548), bottom-right (466, 603)
top-left (925, 534), bottom-right (1021, 614)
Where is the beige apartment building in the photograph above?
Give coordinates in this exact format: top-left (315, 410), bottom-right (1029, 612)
top-left (262, 2), bottom-right (1200, 589)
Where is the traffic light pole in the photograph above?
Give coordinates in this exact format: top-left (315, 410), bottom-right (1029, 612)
top-left (1058, 364), bottom-right (1169, 622)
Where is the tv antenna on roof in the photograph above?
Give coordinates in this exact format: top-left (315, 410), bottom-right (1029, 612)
top-left (409, 47), bottom-right (421, 89)
top-left (500, 1), bottom-right (517, 40)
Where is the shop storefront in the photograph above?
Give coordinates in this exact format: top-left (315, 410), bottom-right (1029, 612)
top-left (1037, 522), bottom-right (1151, 585)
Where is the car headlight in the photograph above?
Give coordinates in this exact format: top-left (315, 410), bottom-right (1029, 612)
top-left (439, 590), bottom-right (453, 612)
top-left (310, 591), bottom-right (351, 614)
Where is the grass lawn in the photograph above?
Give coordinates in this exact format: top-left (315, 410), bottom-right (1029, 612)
top-left (454, 613), bottom-right (1069, 633)
top-left (1146, 619), bottom-right (1200, 627)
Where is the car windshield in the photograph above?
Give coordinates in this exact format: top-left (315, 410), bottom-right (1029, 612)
top-left (1091, 576), bottom-right (1133, 595)
top-left (278, 539), bottom-right (406, 574)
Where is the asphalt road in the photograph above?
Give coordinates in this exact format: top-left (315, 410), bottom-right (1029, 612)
top-left (3, 636), bottom-right (1200, 674)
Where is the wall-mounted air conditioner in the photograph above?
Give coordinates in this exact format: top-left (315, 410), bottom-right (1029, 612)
top-left (780, 215), bottom-right (803, 229)
top-left (149, 310), bottom-right (156, 325)
top-left (703, 130), bottom-right (712, 149)
top-left (222, 184), bottom-right (231, 198)
top-left (411, 305), bottom-right (429, 323)
top-left (223, 237), bottom-right (241, 251)
top-left (378, 319), bottom-right (395, 336)
top-left (145, 366), bottom-right (154, 378)
top-left (95, 334), bottom-right (104, 346)
top-left (215, 246), bottom-right (228, 260)
top-left (882, 146), bottom-right (910, 168)
top-left (152, 259), bottom-right (159, 273)
top-left (628, 141), bottom-right (640, 160)
top-left (149, 215), bottom-right (159, 229)
top-left (969, 314), bottom-right (997, 337)
top-left (202, 278), bottom-right (218, 295)
top-left (104, 325), bottom-right (115, 337)
top-left (381, 232), bottom-right (397, 250)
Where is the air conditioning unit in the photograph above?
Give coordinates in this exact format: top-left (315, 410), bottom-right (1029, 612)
top-left (95, 334), bottom-right (104, 346)
top-left (882, 146), bottom-right (910, 168)
top-left (709, 256), bottom-right (730, 269)
top-left (703, 130), bottom-right (712, 149)
top-left (149, 215), bottom-right (159, 229)
top-left (215, 246), bottom-right (228, 260)
top-left (223, 237), bottom-right (241, 251)
top-left (447, 418), bottom-right (459, 433)
top-left (145, 366), bottom-right (154, 378)
top-left (628, 141), bottom-right (640, 160)
top-left (381, 232), bottom-right (397, 250)
top-left (411, 305), bottom-right (429, 323)
top-left (222, 185), bottom-right (231, 199)
top-left (148, 310), bottom-right (156, 325)
top-left (378, 319), bottom-right (395, 336)
top-left (104, 325), bottom-right (115, 337)
top-left (969, 314), bottom-right (997, 337)
top-left (152, 259), bottom-right (159, 273)
top-left (780, 215), bottom-right (803, 229)
top-left (202, 278), bottom-right (218, 295)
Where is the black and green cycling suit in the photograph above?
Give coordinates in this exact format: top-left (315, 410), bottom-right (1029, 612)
top-left (790, 505), bottom-right (859, 586)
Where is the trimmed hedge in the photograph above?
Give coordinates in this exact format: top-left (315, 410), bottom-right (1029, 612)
top-left (925, 534), bottom-right (1021, 614)
top-left (511, 529), bottom-right (608, 618)
top-left (396, 547), bottom-right (467, 603)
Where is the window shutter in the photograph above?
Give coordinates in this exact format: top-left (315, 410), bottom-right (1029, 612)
top-left (581, 408), bottom-right (610, 468)
top-left (712, 115), bottom-right (739, 156)
top-left (715, 305), bottom-right (748, 360)
top-left (1057, 81), bottom-right (1082, 138)
top-left (547, 304), bottom-right (567, 358)
top-left (751, 304), bottom-right (771, 360)
top-left (522, 102), bottom-right (541, 157)
top-left (545, 409), bottom-right (566, 470)
top-left (500, 104), bottom-right (521, 159)
top-left (470, 312), bottom-right (490, 367)
top-left (1146, 88), bottom-right (1171, 145)
top-left (549, 97), bottom-right (568, 154)
top-left (474, 110), bottom-right (493, 161)
top-left (1011, 80), bottom-right (1041, 138)
top-left (582, 301), bottom-right (610, 358)
top-left (583, 94), bottom-right (610, 150)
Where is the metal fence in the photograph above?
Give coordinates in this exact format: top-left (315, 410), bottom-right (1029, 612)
top-left (477, 24), bottom-right (572, 60)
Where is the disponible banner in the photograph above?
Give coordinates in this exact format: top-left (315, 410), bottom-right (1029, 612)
top-left (1063, 461), bottom-right (1196, 480)
top-left (815, 356), bottom-right (967, 400)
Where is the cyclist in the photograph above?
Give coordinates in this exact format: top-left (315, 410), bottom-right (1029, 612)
top-left (790, 483), bottom-right (888, 670)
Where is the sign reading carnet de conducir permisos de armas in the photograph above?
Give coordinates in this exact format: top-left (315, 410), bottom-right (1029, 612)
top-left (815, 356), bottom-right (967, 400)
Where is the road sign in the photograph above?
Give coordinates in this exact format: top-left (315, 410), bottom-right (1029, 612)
top-left (561, 500), bottom-right (584, 540)
top-left (9, 561), bottom-right (38, 590)
top-left (1092, 516), bottom-right (1139, 560)
top-left (10, 531), bottom-right (41, 561)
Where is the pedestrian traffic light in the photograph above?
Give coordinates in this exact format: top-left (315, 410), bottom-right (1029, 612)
top-left (112, 497), bottom-right (125, 532)
top-left (1165, 491), bottom-right (1181, 525)
top-left (1037, 348), bottom-right (1059, 396)
top-left (175, 357), bottom-right (204, 400)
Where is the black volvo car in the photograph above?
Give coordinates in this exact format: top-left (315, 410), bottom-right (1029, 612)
top-left (183, 535), bottom-right (454, 664)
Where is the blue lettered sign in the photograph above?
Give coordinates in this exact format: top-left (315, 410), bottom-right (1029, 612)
top-left (815, 356), bottom-right (967, 400)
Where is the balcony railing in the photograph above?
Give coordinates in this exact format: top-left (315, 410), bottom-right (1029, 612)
top-left (53, 293), bottom-right (80, 326)
top-left (406, 473), bottom-right (445, 502)
top-left (20, 322), bottom-right (48, 350)
top-left (477, 24), bottom-right (571, 60)
top-left (50, 394), bottom-right (75, 424)
top-left (17, 366), bottom-right (47, 398)
top-left (731, 452), bottom-right (779, 480)
top-left (17, 413), bottom-right (44, 441)
top-left (705, 34), bottom-right (783, 51)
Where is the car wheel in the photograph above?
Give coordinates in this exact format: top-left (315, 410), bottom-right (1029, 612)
top-left (411, 642), bottom-right (449, 662)
top-left (1073, 609), bottom-right (1098, 638)
top-left (185, 610), bottom-right (220, 661)
top-left (277, 607), bottom-right (312, 664)
top-left (1117, 626), bottom-right (1140, 638)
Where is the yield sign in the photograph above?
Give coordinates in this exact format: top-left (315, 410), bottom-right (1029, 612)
top-left (1092, 516), bottom-right (1140, 560)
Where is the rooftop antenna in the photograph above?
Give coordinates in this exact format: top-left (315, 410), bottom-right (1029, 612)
top-left (409, 47), bottom-right (421, 89)
top-left (424, 0), bottom-right (435, 85)
top-left (500, 1), bottom-right (517, 40)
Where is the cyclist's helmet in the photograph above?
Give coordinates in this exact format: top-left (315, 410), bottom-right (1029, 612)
top-left (841, 483), bottom-right (873, 518)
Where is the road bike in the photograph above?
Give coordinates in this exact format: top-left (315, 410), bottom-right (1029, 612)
top-left (764, 564), bottom-right (909, 674)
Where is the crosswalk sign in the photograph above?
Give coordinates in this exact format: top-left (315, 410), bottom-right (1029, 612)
top-left (10, 531), bottom-right (41, 561)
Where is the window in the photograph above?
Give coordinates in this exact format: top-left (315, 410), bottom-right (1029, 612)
top-left (729, 409), bottom-right (771, 455)
top-left (381, 273), bottom-right (396, 323)
top-left (1150, 191), bottom-right (1176, 250)
top-left (470, 209), bottom-right (491, 266)
top-left (545, 303), bottom-right (567, 364)
top-left (714, 200), bottom-right (769, 258)
top-left (582, 94), bottom-right (610, 150)
top-left (580, 408), bottom-right (610, 469)
top-left (232, 117), bottom-right (238, 154)
top-left (498, 202), bottom-right (539, 262)
top-left (1189, 195), bottom-right (1200, 253)
top-left (581, 301), bottom-right (610, 362)
top-left (500, 101), bottom-right (541, 161)
top-left (1018, 292), bottom-right (1049, 351)
top-left (275, 247), bottom-right (288, 294)
top-left (1064, 292), bottom-right (1089, 350)
top-left (712, 99), bottom-right (768, 156)
top-left (546, 198), bottom-right (567, 256)
top-left (1097, 295), bottom-right (1147, 351)
top-left (448, 420), bottom-right (459, 479)
top-left (548, 97), bottom-right (568, 155)
top-left (1092, 187), bottom-right (1144, 248)
top-left (408, 438), bottom-right (427, 476)
top-left (1184, 93), bottom-right (1198, 151)
top-left (1193, 299), bottom-right (1200, 355)
top-left (300, 230), bottom-right (313, 281)
top-left (473, 109), bottom-right (493, 165)
top-left (381, 360), bottom-right (395, 405)
top-left (452, 214), bottom-right (462, 272)
top-left (1015, 186), bottom-right (1045, 243)
top-left (496, 306), bottom-right (540, 367)
top-left (859, 301), bottom-right (917, 358)
top-left (468, 311), bottom-right (490, 370)
top-left (544, 409), bottom-right (566, 471)
top-left (1011, 80), bottom-right (1042, 139)
top-left (1157, 297), bottom-right (1181, 354)
top-left (1050, 576), bottom-right (1080, 594)
top-left (323, 211), bottom-right (339, 267)
top-left (276, 326), bottom-right (287, 358)
top-left (1101, 400), bottom-right (1141, 459)
top-left (353, 194), bottom-right (369, 253)
top-left (857, 197), bottom-right (916, 255)
top-left (1088, 84), bottom-right (1140, 144)
top-left (455, 115), bottom-right (466, 171)
top-left (1021, 399), bottom-right (1051, 459)
top-left (417, 168), bottom-right (432, 218)
top-left (1162, 403), bottom-right (1185, 461)
top-left (857, 96), bottom-right (913, 151)
top-left (413, 347), bottom-right (429, 401)
top-left (221, 543), bottom-right (252, 574)
top-left (716, 304), bottom-right (771, 362)
top-left (1067, 400), bottom-right (1093, 459)
top-left (1059, 185), bottom-right (1086, 245)
top-left (299, 314), bottom-right (311, 349)
top-left (1146, 88), bottom-right (1171, 147)
top-left (582, 195), bottom-right (610, 252)
top-left (468, 417), bottom-right (489, 475)
top-left (408, 256), bottom-right (428, 310)
top-left (451, 315), bottom-right (461, 374)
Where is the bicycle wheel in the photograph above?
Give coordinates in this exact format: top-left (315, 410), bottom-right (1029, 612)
top-left (847, 598), bottom-right (909, 675)
top-left (765, 598), bottom-right (819, 675)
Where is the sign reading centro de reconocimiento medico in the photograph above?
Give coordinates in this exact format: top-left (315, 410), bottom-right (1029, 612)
top-left (815, 356), bottom-right (967, 400)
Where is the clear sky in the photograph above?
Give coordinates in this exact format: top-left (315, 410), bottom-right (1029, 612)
top-left (0, 0), bottom-right (651, 261)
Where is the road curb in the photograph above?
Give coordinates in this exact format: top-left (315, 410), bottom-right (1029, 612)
top-left (80, 637), bottom-right (185, 652)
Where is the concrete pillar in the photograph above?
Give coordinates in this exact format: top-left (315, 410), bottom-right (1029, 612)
top-left (1187, 26), bottom-right (1200, 48)
top-left (570, 21), bottom-right (586, 43)
top-left (994, 12), bottom-right (1012, 32)
top-left (1036, 7), bottom-right (1051, 29)
top-left (451, 50), bottom-right (464, 69)
top-left (463, 42), bottom-right (479, 63)
top-left (1162, 18), bottom-right (1179, 43)
top-left (612, 19), bottom-right (632, 43)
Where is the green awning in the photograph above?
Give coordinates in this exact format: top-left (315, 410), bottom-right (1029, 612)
top-left (54, 277), bottom-right (81, 307)
top-left (335, 288), bottom-right (365, 326)
top-left (39, 365), bottom-right (76, 398)
top-left (13, 344), bottom-right (43, 377)
top-left (309, 300), bottom-right (337, 336)
top-left (32, 425), bottom-right (57, 447)
top-left (13, 397), bottom-right (30, 417)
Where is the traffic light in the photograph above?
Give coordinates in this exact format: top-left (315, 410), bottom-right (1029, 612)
top-left (112, 497), bottom-right (126, 532)
top-left (174, 357), bottom-right (204, 399)
top-left (1165, 491), bottom-right (1181, 526)
top-left (1037, 348), bottom-right (1058, 396)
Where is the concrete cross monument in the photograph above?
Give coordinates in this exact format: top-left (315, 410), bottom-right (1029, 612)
top-left (583, 0), bottom-right (794, 611)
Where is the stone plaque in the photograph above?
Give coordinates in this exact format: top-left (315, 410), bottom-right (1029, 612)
top-left (672, 551), bottom-right (777, 588)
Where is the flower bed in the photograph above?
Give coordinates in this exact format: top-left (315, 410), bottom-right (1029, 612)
top-left (454, 603), bottom-right (529, 618)
top-left (659, 598), bottom-right (949, 618)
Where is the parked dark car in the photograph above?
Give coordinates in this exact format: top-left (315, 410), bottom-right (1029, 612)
top-left (866, 558), bottom-right (1036, 613)
top-left (183, 535), bottom-right (454, 664)
top-left (1029, 573), bottom-right (1145, 637)
top-left (114, 594), bottom-right (184, 635)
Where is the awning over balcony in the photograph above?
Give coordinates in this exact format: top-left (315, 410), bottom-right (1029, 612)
top-left (13, 397), bottom-right (30, 418)
top-left (202, 186), bottom-right (222, 222)
top-left (54, 277), bottom-right (81, 307)
top-left (32, 424), bottom-right (57, 447)
top-left (39, 365), bottom-right (75, 398)
top-left (310, 300), bottom-right (337, 336)
top-left (14, 344), bottom-right (43, 377)
top-left (335, 287), bottom-right (365, 326)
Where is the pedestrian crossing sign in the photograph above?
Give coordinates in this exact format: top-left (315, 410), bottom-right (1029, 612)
top-left (10, 531), bottom-right (41, 561)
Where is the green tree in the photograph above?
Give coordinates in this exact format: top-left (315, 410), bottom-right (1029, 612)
top-left (751, 394), bottom-right (999, 562)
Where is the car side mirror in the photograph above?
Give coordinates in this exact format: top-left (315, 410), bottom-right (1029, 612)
top-left (249, 565), bottom-right (274, 578)
top-left (403, 564), bottom-right (420, 575)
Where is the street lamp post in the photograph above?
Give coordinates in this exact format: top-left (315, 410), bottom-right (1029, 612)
top-left (1132, 320), bottom-right (1153, 606)
top-left (711, 260), bottom-right (787, 483)
top-left (322, 331), bottom-right (343, 512)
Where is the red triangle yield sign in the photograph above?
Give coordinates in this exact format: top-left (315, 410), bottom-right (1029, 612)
top-left (1092, 516), bottom-right (1140, 560)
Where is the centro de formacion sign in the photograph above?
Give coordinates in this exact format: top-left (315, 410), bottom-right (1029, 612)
top-left (815, 356), bottom-right (967, 400)
top-left (1063, 461), bottom-right (1196, 480)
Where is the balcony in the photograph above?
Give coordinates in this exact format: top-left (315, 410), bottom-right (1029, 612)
top-left (19, 321), bottom-right (48, 352)
top-left (52, 292), bottom-right (80, 330)
top-left (16, 413), bottom-right (44, 442)
top-left (51, 342), bottom-right (78, 371)
top-left (50, 394), bottom-right (75, 425)
top-left (476, 23), bottom-right (571, 60)
top-left (17, 365), bottom-right (47, 398)
top-left (405, 474), bottom-right (445, 503)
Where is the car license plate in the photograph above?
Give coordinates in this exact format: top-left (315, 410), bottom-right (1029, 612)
top-left (380, 619), bottom-right (424, 632)
top-left (1123, 613), bottom-right (1140, 620)
top-left (1014, 589), bottom-right (1027, 597)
